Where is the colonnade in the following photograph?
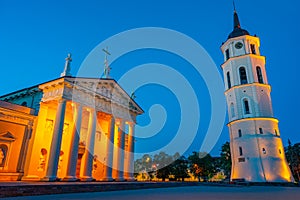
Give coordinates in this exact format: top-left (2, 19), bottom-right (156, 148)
top-left (42, 99), bottom-right (135, 182)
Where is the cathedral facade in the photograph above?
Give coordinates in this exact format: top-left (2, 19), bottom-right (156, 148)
top-left (221, 10), bottom-right (294, 182)
top-left (0, 56), bottom-right (143, 181)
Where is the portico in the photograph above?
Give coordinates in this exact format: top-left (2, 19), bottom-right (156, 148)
top-left (21, 77), bottom-right (143, 182)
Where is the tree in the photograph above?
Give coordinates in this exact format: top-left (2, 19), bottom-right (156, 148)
top-left (171, 155), bottom-right (189, 181)
top-left (188, 152), bottom-right (214, 182)
top-left (219, 142), bottom-right (232, 179)
top-left (134, 154), bottom-right (153, 172)
top-left (134, 154), bottom-right (155, 180)
top-left (285, 140), bottom-right (300, 182)
top-left (153, 152), bottom-right (174, 181)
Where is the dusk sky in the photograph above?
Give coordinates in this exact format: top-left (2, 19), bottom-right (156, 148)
top-left (0, 0), bottom-right (299, 157)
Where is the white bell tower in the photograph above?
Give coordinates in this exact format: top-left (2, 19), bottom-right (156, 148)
top-left (221, 9), bottom-right (294, 182)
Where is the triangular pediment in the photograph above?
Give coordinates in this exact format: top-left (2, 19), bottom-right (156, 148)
top-left (66, 77), bottom-right (144, 114)
top-left (0, 131), bottom-right (16, 141)
top-left (38, 76), bottom-right (144, 115)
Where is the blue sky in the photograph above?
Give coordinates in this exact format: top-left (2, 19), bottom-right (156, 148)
top-left (0, 0), bottom-right (299, 156)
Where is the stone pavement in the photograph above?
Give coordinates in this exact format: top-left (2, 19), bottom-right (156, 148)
top-left (0, 181), bottom-right (203, 198)
top-left (1, 181), bottom-right (299, 198)
top-left (3, 185), bottom-right (300, 200)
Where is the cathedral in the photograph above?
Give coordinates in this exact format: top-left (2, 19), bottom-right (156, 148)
top-left (0, 54), bottom-right (143, 181)
top-left (221, 9), bottom-right (294, 182)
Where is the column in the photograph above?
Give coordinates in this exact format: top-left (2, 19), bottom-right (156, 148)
top-left (63, 103), bottom-right (82, 181)
top-left (80, 108), bottom-right (96, 181)
top-left (17, 124), bottom-right (33, 173)
top-left (115, 119), bottom-right (125, 181)
top-left (42, 99), bottom-right (67, 181)
top-left (125, 123), bottom-right (135, 181)
top-left (102, 116), bottom-right (115, 181)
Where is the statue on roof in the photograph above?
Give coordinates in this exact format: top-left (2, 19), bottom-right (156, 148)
top-left (60, 53), bottom-right (72, 77)
top-left (102, 47), bottom-right (112, 78)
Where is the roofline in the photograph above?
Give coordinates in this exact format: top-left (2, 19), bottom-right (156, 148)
top-left (0, 76), bottom-right (68, 98)
top-left (1, 76), bottom-right (144, 114)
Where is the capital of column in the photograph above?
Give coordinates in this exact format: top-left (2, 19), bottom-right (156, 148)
top-left (127, 122), bottom-right (135, 136)
top-left (58, 98), bottom-right (67, 104)
top-left (86, 107), bottom-right (95, 113)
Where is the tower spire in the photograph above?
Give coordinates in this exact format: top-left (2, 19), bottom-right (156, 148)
top-left (227, 1), bottom-right (249, 39)
top-left (233, 1), bottom-right (241, 29)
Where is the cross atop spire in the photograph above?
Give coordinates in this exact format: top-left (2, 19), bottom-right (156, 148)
top-left (102, 47), bottom-right (111, 79)
top-left (60, 53), bottom-right (72, 77)
top-left (233, 0), bottom-right (236, 12)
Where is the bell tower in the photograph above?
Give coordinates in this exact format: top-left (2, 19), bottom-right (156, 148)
top-left (221, 9), bottom-right (294, 182)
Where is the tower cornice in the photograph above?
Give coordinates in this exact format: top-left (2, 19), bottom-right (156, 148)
top-left (221, 53), bottom-right (266, 69)
top-left (221, 35), bottom-right (260, 51)
top-left (227, 117), bottom-right (279, 126)
top-left (224, 83), bottom-right (271, 94)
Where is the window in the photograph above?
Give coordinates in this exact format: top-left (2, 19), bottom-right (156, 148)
top-left (262, 148), bottom-right (266, 154)
top-left (230, 103), bottom-right (235, 118)
top-left (227, 72), bottom-right (232, 89)
top-left (239, 67), bottom-right (248, 84)
top-left (279, 149), bottom-right (282, 154)
top-left (238, 129), bottom-right (242, 137)
top-left (275, 129), bottom-right (279, 136)
top-left (225, 49), bottom-right (230, 60)
top-left (0, 144), bottom-right (8, 168)
top-left (238, 158), bottom-right (245, 162)
top-left (21, 101), bottom-right (27, 107)
top-left (259, 128), bottom-right (263, 134)
top-left (243, 99), bottom-right (250, 114)
top-left (96, 131), bottom-right (101, 141)
top-left (239, 147), bottom-right (243, 156)
top-left (256, 66), bottom-right (264, 84)
top-left (250, 44), bottom-right (256, 54)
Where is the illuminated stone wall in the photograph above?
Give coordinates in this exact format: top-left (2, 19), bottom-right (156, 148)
top-left (0, 101), bottom-right (35, 181)
top-left (0, 77), bottom-right (143, 182)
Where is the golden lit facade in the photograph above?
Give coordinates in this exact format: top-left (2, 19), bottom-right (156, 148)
top-left (0, 101), bottom-right (35, 181)
top-left (221, 11), bottom-right (294, 182)
top-left (0, 76), bottom-right (143, 182)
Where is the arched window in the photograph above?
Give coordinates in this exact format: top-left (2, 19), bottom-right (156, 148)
top-left (239, 147), bottom-right (243, 156)
top-left (250, 44), bottom-right (256, 54)
top-left (225, 49), bottom-right (230, 60)
top-left (227, 72), bottom-right (232, 89)
top-left (256, 66), bottom-right (264, 84)
top-left (262, 148), bottom-right (266, 154)
top-left (243, 99), bottom-right (250, 114)
top-left (230, 103), bottom-right (235, 118)
top-left (239, 67), bottom-right (248, 84)
top-left (21, 101), bottom-right (27, 107)
top-left (238, 129), bottom-right (242, 138)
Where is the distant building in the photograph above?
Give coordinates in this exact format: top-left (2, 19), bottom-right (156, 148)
top-left (0, 54), bottom-right (143, 181)
top-left (221, 9), bottom-right (294, 182)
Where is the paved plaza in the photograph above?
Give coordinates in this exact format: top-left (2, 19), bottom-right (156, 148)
top-left (3, 185), bottom-right (300, 200)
